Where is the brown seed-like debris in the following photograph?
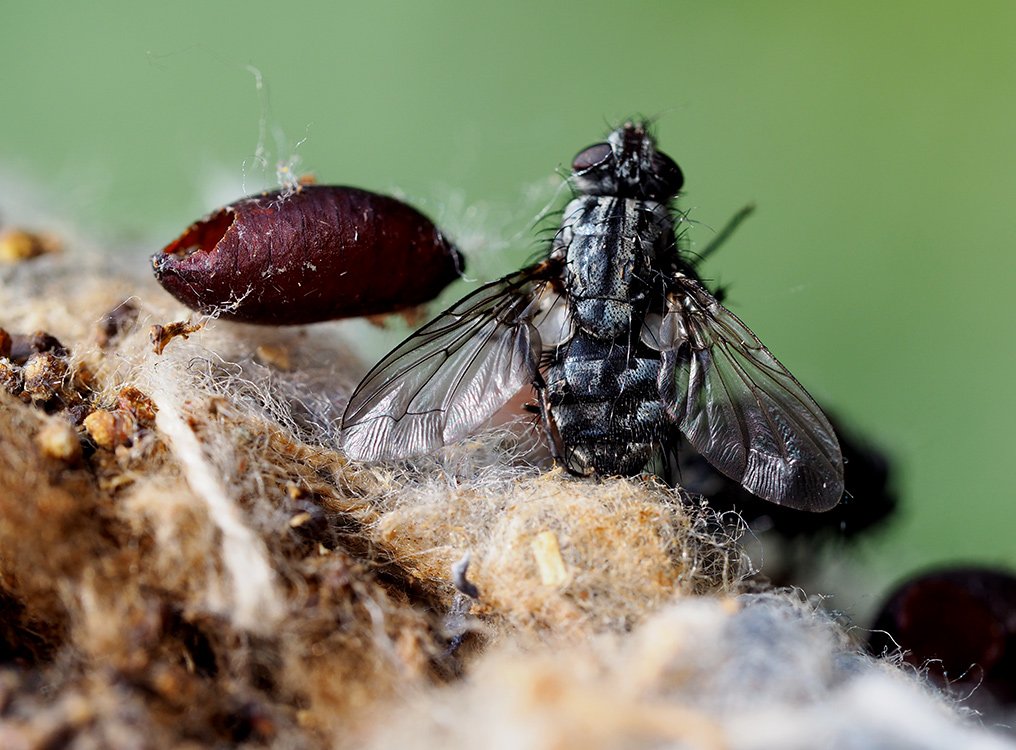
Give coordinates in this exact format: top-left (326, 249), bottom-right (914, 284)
top-left (0, 228), bottom-right (61, 262)
top-left (152, 185), bottom-right (464, 325)
top-left (83, 408), bottom-right (136, 450)
top-left (36, 420), bottom-right (82, 463)
top-left (22, 352), bottom-right (68, 403)
top-left (149, 320), bottom-right (204, 355)
top-left (9, 331), bottom-right (68, 365)
top-left (117, 386), bottom-right (158, 426)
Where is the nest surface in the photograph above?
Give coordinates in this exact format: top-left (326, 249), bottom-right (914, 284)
top-left (0, 217), bottom-right (1010, 749)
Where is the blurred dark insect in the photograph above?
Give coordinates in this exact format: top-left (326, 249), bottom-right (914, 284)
top-left (152, 185), bottom-right (463, 325)
top-left (678, 414), bottom-right (896, 541)
top-left (869, 567), bottom-right (1016, 709)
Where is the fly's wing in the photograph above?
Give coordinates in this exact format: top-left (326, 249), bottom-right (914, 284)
top-left (650, 277), bottom-right (844, 511)
top-left (341, 262), bottom-right (560, 462)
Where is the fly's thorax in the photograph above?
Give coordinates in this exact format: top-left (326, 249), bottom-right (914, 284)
top-left (558, 196), bottom-right (673, 246)
top-left (558, 196), bottom-right (673, 339)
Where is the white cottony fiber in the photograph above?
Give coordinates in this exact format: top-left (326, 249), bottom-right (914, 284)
top-left (368, 594), bottom-right (1016, 750)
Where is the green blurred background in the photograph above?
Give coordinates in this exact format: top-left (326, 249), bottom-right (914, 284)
top-left (3, 1), bottom-right (1015, 615)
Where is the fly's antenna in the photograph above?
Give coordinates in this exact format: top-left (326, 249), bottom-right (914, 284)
top-left (692, 203), bottom-right (756, 266)
top-left (634, 112), bottom-right (658, 137)
top-left (643, 110), bottom-right (666, 129)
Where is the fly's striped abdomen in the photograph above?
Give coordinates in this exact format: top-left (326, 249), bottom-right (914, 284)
top-left (545, 333), bottom-right (667, 475)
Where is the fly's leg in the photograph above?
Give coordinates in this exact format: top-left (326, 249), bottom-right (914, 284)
top-left (657, 428), bottom-right (684, 489)
top-left (532, 375), bottom-right (568, 467)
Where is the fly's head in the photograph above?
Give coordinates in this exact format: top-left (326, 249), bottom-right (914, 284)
top-left (570, 121), bottom-right (684, 201)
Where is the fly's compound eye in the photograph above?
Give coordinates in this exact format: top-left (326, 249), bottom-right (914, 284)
top-left (652, 152), bottom-right (684, 195)
top-left (571, 142), bottom-right (613, 173)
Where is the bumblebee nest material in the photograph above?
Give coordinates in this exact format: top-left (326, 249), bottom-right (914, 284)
top-left (0, 216), bottom-right (1007, 749)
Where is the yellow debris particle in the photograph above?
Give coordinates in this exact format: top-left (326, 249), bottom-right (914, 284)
top-left (532, 530), bottom-right (569, 587)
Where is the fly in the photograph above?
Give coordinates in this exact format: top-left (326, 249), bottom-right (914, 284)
top-left (341, 122), bottom-right (844, 511)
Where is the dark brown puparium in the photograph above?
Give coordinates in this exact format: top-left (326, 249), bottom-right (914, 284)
top-left (870, 567), bottom-right (1016, 704)
top-left (153, 185), bottom-right (463, 325)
